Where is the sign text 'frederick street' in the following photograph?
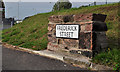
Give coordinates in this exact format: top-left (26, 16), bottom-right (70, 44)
top-left (56, 24), bottom-right (79, 39)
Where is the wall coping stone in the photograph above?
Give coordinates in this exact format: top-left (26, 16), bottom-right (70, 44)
top-left (48, 13), bottom-right (107, 23)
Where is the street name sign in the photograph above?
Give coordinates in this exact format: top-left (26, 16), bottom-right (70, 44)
top-left (56, 24), bottom-right (79, 39)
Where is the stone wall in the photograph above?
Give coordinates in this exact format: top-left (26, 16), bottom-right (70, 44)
top-left (47, 13), bottom-right (108, 58)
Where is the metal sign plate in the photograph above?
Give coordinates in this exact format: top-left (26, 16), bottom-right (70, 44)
top-left (56, 24), bottom-right (80, 39)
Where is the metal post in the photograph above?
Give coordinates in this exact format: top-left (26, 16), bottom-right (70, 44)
top-left (11, 21), bottom-right (12, 27)
top-left (106, 0), bottom-right (107, 4)
top-left (94, 1), bottom-right (96, 6)
top-left (58, 2), bottom-right (60, 11)
top-left (18, 0), bottom-right (19, 20)
top-left (18, 0), bottom-right (21, 20)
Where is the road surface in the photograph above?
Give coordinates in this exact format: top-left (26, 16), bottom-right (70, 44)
top-left (2, 46), bottom-right (85, 70)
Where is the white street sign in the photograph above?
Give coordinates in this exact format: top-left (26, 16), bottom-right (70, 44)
top-left (56, 24), bottom-right (79, 39)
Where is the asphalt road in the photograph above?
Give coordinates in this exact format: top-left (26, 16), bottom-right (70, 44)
top-left (2, 46), bottom-right (84, 70)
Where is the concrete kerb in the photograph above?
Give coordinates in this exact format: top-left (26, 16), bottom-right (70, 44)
top-left (2, 42), bottom-right (113, 70)
top-left (2, 42), bottom-right (64, 61)
top-left (33, 50), bottom-right (64, 61)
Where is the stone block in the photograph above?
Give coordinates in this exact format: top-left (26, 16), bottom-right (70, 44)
top-left (73, 13), bottom-right (93, 22)
top-left (48, 24), bottom-right (56, 29)
top-left (92, 14), bottom-right (107, 22)
top-left (48, 36), bottom-right (57, 43)
top-left (47, 42), bottom-right (59, 51)
top-left (69, 50), bottom-right (92, 58)
top-left (92, 32), bottom-right (108, 53)
top-left (63, 15), bottom-right (74, 22)
top-left (74, 13), bottom-right (106, 22)
top-left (63, 39), bottom-right (79, 48)
top-left (79, 32), bottom-right (92, 50)
top-left (48, 26), bottom-right (52, 31)
top-left (48, 15), bottom-right (74, 23)
top-left (85, 24), bottom-right (92, 31)
top-left (80, 21), bottom-right (107, 32)
top-left (80, 25), bottom-right (85, 32)
top-left (48, 15), bottom-right (64, 23)
top-left (57, 39), bottom-right (64, 44)
top-left (92, 21), bottom-right (107, 31)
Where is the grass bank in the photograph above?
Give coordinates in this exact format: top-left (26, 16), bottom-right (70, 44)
top-left (2, 3), bottom-right (120, 70)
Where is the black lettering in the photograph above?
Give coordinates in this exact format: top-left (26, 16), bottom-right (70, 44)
top-left (68, 32), bottom-right (71, 37)
top-left (59, 26), bottom-right (60, 30)
top-left (67, 32), bottom-right (69, 37)
top-left (71, 32), bottom-right (73, 37)
top-left (74, 26), bottom-right (77, 31)
top-left (59, 26), bottom-right (62, 30)
top-left (62, 32), bottom-right (65, 36)
top-left (60, 32), bottom-right (62, 36)
top-left (68, 26), bottom-right (70, 31)
top-left (70, 26), bottom-right (73, 31)
top-left (66, 32), bottom-right (68, 37)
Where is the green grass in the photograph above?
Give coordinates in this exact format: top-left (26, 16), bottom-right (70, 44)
top-left (2, 3), bottom-right (120, 69)
top-left (92, 48), bottom-right (120, 71)
top-left (92, 48), bottom-right (120, 66)
top-left (3, 3), bottom-right (119, 50)
top-left (3, 3), bottom-right (119, 49)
